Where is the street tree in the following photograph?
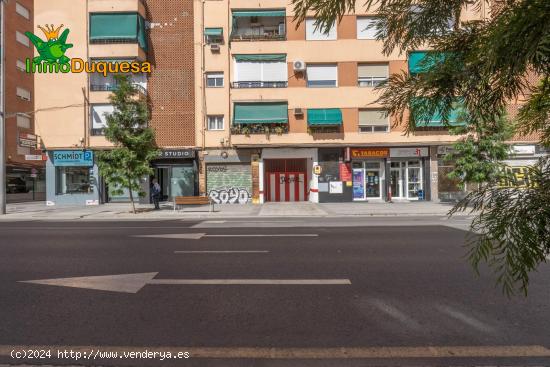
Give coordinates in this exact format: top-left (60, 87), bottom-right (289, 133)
top-left (97, 75), bottom-right (159, 214)
top-left (292, 0), bottom-right (550, 294)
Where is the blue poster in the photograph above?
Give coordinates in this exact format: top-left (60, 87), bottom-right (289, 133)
top-left (352, 170), bottom-right (364, 199)
top-left (52, 150), bottom-right (94, 167)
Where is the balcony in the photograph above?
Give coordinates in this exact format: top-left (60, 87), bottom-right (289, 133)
top-left (231, 10), bottom-right (286, 41)
top-left (90, 73), bottom-right (148, 95)
top-left (232, 81), bottom-right (287, 88)
top-left (89, 13), bottom-right (148, 52)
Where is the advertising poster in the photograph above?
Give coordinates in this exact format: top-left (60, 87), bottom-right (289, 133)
top-left (329, 181), bottom-right (343, 194)
top-left (352, 170), bottom-right (364, 199)
top-left (339, 162), bottom-right (352, 182)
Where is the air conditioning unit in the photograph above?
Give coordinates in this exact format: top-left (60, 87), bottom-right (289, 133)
top-left (293, 60), bottom-right (306, 72)
top-left (294, 108), bottom-right (304, 116)
top-left (210, 43), bottom-right (220, 52)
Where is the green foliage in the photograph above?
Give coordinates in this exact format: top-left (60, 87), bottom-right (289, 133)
top-left (97, 75), bottom-right (158, 213)
top-left (292, 0), bottom-right (550, 294)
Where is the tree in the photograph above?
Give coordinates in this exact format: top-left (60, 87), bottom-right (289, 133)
top-left (97, 75), bottom-right (159, 214)
top-left (292, 0), bottom-right (550, 294)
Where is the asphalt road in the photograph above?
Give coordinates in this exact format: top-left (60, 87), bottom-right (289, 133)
top-left (0, 219), bottom-right (549, 366)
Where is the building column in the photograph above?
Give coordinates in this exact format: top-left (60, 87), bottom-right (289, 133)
top-left (429, 146), bottom-right (439, 202)
top-left (251, 153), bottom-right (260, 204)
top-left (198, 151), bottom-right (207, 196)
top-left (309, 150), bottom-right (319, 203)
top-left (258, 159), bottom-right (265, 204)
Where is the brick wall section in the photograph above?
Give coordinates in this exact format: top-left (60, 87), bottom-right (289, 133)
top-left (144, 0), bottom-right (195, 147)
top-left (4, 0), bottom-right (42, 168)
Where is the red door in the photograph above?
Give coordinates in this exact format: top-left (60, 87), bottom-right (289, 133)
top-left (265, 159), bottom-right (308, 202)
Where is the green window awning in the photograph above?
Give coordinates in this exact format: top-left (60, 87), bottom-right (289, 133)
top-left (411, 98), bottom-right (467, 127)
top-left (204, 27), bottom-right (223, 36)
top-left (232, 10), bottom-right (286, 17)
top-left (307, 108), bottom-right (343, 126)
top-left (90, 13), bottom-right (147, 50)
top-left (234, 54), bottom-right (286, 62)
top-left (408, 51), bottom-right (445, 74)
top-left (233, 102), bottom-right (288, 124)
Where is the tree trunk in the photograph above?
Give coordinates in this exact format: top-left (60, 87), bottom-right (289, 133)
top-left (128, 180), bottom-right (136, 214)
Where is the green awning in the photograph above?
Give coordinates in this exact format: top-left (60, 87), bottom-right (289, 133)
top-left (307, 108), bottom-right (343, 126)
top-left (233, 103), bottom-right (288, 124)
top-left (411, 98), bottom-right (467, 127)
top-left (232, 10), bottom-right (286, 17)
top-left (408, 51), bottom-right (445, 74)
top-left (90, 13), bottom-right (138, 40)
top-left (234, 54), bottom-right (286, 62)
top-left (137, 15), bottom-right (147, 51)
top-left (204, 27), bottom-right (223, 36)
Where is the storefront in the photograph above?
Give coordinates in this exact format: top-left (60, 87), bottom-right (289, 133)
top-left (46, 150), bottom-right (100, 206)
top-left (204, 149), bottom-right (253, 204)
top-left (6, 165), bottom-right (46, 203)
top-left (140, 149), bottom-right (198, 203)
top-left (388, 147), bottom-right (429, 200)
top-left (351, 148), bottom-right (388, 201)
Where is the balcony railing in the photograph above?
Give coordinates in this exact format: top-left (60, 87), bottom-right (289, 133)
top-left (231, 123), bottom-right (288, 135)
top-left (230, 31), bottom-right (285, 41)
top-left (232, 81), bottom-right (287, 88)
top-left (90, 82), bottom-right (148, 95)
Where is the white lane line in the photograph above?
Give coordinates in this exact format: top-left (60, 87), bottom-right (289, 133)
top-left (369, 299), bottom-right (422, 330)
top-left (148, 279), bottom-right (351, 285)
top-left (436, 305), bottom-right (495, 333)
top-left (133, 234), bottom-right (318, 240)
top-left (174, 250), bottom-right (269, 254)
top-left (1, 345), bottom-right (550, 359)
top-left (205, 234), bottom-right (318, 237)
top-left (134, 233), bottom-right (206, 239)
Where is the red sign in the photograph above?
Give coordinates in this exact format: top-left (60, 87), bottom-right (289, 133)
top-left (339, 162), bottom-right (352, 181)
top-left (350, 148), bottom-right (389, 158)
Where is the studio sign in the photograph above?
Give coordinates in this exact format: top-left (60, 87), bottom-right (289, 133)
top-left (158, 150), bottom-right (195, 159)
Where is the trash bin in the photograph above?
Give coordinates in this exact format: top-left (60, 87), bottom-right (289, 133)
top-left (418, 189), bottom-right (424, 200)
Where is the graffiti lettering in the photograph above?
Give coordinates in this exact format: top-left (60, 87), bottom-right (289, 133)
top-left (208, 187), bottom-right (251, 204)
top-left (279, 176), bottom-right (304, 184)
top-left (207, 166), bottom-right (228, 173)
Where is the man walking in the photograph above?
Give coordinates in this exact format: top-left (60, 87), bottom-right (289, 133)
top-left (151, 178), bottom-right (161, 210)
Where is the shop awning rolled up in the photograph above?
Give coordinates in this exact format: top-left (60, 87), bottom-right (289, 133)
top-left (232, 10), bottom-right (286, 17)
top-left (233, 102), bottom-right (288, 124)
top-left (204, 27), bottom-right (223, 36)
top-left (307, 108), bottom-right (343, 126)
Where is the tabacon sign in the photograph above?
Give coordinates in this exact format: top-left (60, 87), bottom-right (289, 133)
top-left (25, 25), bottom-right (151, 75)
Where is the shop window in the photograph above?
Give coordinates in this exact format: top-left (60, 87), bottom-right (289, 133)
top-left (206, 72), bottom-right (224, 87)
top-left (56, 167), bottom-right (94, 195)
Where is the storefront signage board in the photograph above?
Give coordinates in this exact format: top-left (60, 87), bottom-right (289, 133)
top-left (350, 148), bottom-right (389, 159)
top-left (52, 150), bottom-right (94, 167)
top-left (510, 145), bottom-right (535, 155)
top-left (313, 165), bottom-right (322, 175)
top-left (19, 133), bottom-right (38, 148)
top-left (390, 147), bottom-right (429, 158)
top-left (158, 149), bottom-right (195, 159)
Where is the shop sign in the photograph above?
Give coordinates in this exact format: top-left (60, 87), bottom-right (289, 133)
top-left (350, 148), bottom-right (389, 159)
top-left (313, 165), bottom-right (322, 175)
top-left (19, 133), bottom-right (37, 148)
top-left (25, 154), bottom-right (46, 161)
top-left (339, 162), bottom-right (352, 181)
top-left (52, 150), bottom-right (94, 167)
top-left (390, 147), bottom-right (429, 158)
top-left (510, 145), bottom-right (535, 156)
top-left (158, 149), bottom-right (195, 159)
top-left (329, 181), bottom-right (343, 194)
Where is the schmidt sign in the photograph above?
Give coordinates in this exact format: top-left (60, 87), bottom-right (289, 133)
top-left (52, 150), bottom-right (94, 167)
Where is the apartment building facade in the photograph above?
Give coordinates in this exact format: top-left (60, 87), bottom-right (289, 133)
top-left (33, 0), bottom-right (196, 206)
top-left (194, 1), bottom-right (545, 204)
top-left (1, 0), bottom-right (45, 202)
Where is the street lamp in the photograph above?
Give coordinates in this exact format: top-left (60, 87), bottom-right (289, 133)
top-left (0, 0), bottom-right (7, 214)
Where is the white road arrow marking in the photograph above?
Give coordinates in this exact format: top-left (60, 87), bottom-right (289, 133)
top-left (133, 233), bottom-right (318, 240)
top-left (19, 273), bottom-right (351, 293)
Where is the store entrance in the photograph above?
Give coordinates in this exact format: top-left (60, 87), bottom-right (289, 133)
top-left (352, 161), bottom-right (383, 201)
top-left (389, 160), bottom-right (423, 200)
top-left (154, 167), bottom-right (170, 201)
top-left (153, 165), bottom-right (195, 202)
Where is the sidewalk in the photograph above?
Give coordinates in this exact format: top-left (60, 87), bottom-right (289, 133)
top-left (2, 200), bottom-right (468, 220)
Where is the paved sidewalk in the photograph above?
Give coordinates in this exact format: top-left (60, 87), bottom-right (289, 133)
top-left (1, 200), bottom-right (468, 220)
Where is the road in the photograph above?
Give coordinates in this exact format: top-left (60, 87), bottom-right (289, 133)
top-left (0, 218), bottom-right (549, 366)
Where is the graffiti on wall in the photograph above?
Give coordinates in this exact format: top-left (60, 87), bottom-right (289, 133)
top-left (208, 187), bottom-right (251, 204)
top-left (499, 166), bottom-right (535, 188)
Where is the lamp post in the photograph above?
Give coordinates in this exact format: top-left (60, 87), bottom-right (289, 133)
top-left (0, 0), bottom-right (6, 214)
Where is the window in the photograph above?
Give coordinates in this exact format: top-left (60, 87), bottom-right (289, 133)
top-left (231, 10), bottom-right (286, 40)
top-left (89, 59), bottom-right (147, 91)
top-left (358, 109), bottom-right (389, 132)
top-left (206, 72), bottom-right (224, 87)
top-left (16, 31), bottom-right (29, 47)
top-left (16, 114), bottom-right (31, 129)
top-left (16, 87), bottom-right (31, 101)
top-left (357, 17), bottom-right (380, 40)
top-left (91, 104), bottom-right (115, 135)
top-left (306, 64), bottom-right (337, 87)
top-left (358, 63), bottom-right (389, 87)
top-left (204, 28), bottom-right (224, 44)
top-left (234, 55), bottom-right (287, 88)
top-left (207, 115), bottom-right (224, 130)
top-left (16, 60), bottom-right (26, 72)
top-left (15, 2), bottom-right (30, 19)
top-left (17, 146), bottom-right (31, 156)
top-left (89, 13), bottom-right (147, 50)
top-left (56, 167), bottom-right (94, 195)
top-left (305, 18), bottom-right (336, 40)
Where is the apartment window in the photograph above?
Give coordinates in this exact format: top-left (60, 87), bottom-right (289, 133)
top-left (207, 115), bottom-right (224, 131)
top-left (357, 17), bottom-right (380, 40)
top-left (17, 146), bottom-right (31, 156)
top-left (358, 109), bottom-right (389, 132)
top-left (16, 114), bottom-right (31, 129)
top-left (204, 28), bottom-right (224, 44)
top-left (234, 55), bottom-right (287, 88)
top-left (16, 31), bottom-right (30, 47)
top-left (16, 87), bottom-right (31, 101)
top-left (306, 64), bottom-right (337, 87)
top-left (15, 2), bottom-right (30, 19)
top-left (16, 60), bottom-right (27, 72)
top-left (206, 72), bottom-right (224, 87)
top-left (305, 18), bottom-right (336, 40)
top-left (91, 104), bottom-right (115, 135)
top-left (358, 63), bottom-right (389, 87)
top-left (89, 13), bottom-right (148, 50)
